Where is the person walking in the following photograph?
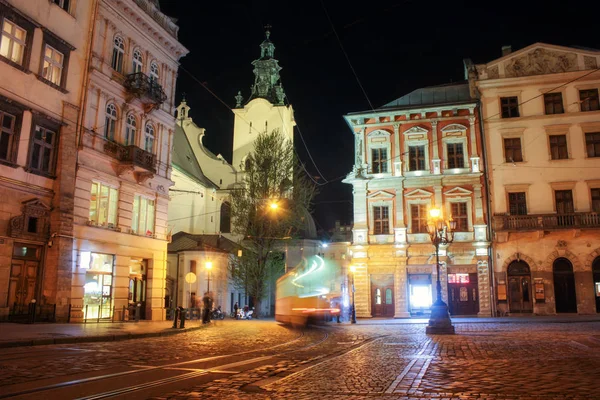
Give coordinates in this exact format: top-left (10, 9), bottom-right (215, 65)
top-left (233, 302), bottom-right (239, 320)
top-left (202, 292), bottom-right (213, 324)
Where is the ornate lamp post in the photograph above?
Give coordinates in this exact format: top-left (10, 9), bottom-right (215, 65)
top-left (350, 265), bottom-right (357, 324)
top-left (205, 261), bottom-right (212, 294)
top-left (425, 207), bottom-right (456, 335)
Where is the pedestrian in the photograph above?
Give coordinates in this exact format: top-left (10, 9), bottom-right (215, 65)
top-left (202, 292), bottom-right (213, 324)
top-left (233, 302), bottom-right (239, 320)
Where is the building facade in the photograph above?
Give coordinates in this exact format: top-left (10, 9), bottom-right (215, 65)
top-left (70, 0), bottom-right (187, 322)
top-left (468, 43), bottom-right (600, 315)
top-left (343, 83), bottom-right (492, 318)
top-left (0, 0), bottom-right (93, 320)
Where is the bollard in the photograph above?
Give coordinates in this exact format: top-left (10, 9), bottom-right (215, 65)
top-left (29, 299), bottom-right (37, 324)
top-left (179, 307), bottom-right (185, 329)
top-left (171, 307), bottom-right (178, 328)
top-left (135, 303), bottom-right (141, 322)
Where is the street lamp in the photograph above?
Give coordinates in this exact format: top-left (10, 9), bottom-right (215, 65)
top-left (350, 265), bottom-right (357, 324)
top-left (205, 261), bottom-right (212, 294)
top-left (425, 207), bottom-right (456, 334)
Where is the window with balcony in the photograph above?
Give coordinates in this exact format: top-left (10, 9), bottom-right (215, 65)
top-left (371, 148), bottom-right (387, 173)
top-left (447, 142), bottom-right (464, 169)
top-left (144, 123), bottom-right (154, 152)
top-left (410, 204), bottom-right (427, 233)
top-left (503, 138), bottom-right (523, 162)
top-left (111, 36), bottom-right (125, 73)
top-left (150, 61), bottom-right (159, 81)
top-left (580, 89), bottom-right (599, 112)
top-left (132, 195), bottom-right (155, 236)
top-left (501, 96), bottom-right (520, 118)
top-left (1, 19), bottom-right (26, 65)
top-left (544, 92), bottom-right (564, 115)
top-left (41, 45), bottom-right (63, 86)
top-left (549, 134), bottom-right (568, 160)
top-left (508, 192), bottom-right (527, 215)
top-left (408, 145), bottom-right (426, 171)
top-left (0, 108), bottom-right (18, 164)
top-left (125, 113), bottom-right (136, 146)
top-left (555, 190), bottom-right (574, 214)
top-left (586, 132), bottom-right (600, 158)
top-left (591, 188), bottom-right (600, 213)
top-left (104, 103), bottom-right (118, 140)
top-left (132, 48), bottom-right (143, 73)
top-left (28, 125), bottom-right (57, 176)
top-left (89, 182), bottom-right (118, 228)
top-left (450, 202), bottom-right (468, 232)
top-left (373, 205), bottom-right (389, 235)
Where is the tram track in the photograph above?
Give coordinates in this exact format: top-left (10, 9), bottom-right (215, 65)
top-left (0, 329), bottom-right (329, 399)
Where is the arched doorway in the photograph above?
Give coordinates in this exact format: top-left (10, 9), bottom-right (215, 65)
top-left (553, 258), bottom-right (577, 313)
top-left (507, 260), bottom-right (533, 313)
top-left (593, 257), bottom-right (600, 313)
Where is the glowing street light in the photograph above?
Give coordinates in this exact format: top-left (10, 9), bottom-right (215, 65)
top-left (269, 201), bottom-right (279, 210)
top-left (350, 265), bottom-right (357, 324)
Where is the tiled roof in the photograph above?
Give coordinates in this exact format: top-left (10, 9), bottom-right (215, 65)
top-left (377, 82), bottom-right (473, 111)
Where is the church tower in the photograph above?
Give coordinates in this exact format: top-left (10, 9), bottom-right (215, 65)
top-left (232, 27), bottom-right (295, 171)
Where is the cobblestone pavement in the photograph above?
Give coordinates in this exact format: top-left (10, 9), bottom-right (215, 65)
top-left (1, 320), bottom-right (600, 399)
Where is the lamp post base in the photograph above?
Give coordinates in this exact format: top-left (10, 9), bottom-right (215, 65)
top-left (425, 302), bottom-right (455, 335)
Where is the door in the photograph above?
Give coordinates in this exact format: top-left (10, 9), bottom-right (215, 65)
top-left (553, 258), bottom-right (577, 313)
top-left (8, 260), bottom-right (38, 309)
top-left (84, 273), bottom-right (113, 319)
top-left (370, 274), bottom-right (394, 317)
top-left (448, 273), bottom-right (479, 315)
top-left (128, 275), bottom-right (147, 319)
top-left (555, 190), bottom-right (574, 226)
top-left (593, 257), bottom-right (600, 313)
top-left (507, 260), bottom-right (533, 313)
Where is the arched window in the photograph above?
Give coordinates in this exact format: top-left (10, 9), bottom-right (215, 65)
top-left (244, 158), bottom-right (252, 171)
top-left (125, 113), bottom-right (136, 146)
top-left (132, 48), bottom-right (143, 73)
top-left (144, 123), bottom-right (155, 152)
top-left (150, 61), bottom-right (159, 81)
top-left (104, 103), bottom-right (118, 140)
top-left (220, 202), bottom-right (231, 233)
top-left (111, 36), bottom-right (125, 73)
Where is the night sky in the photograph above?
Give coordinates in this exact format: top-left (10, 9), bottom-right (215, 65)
top-left (159, 0), bottom-right (599, 235)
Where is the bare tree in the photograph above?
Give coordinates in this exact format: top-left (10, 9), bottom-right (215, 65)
top-left (228, 129), bottom-right (316, 314)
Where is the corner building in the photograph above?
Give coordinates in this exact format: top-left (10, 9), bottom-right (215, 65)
top-left (343, 83), bottom-right (491, 318)
top-left (70, 0), bottom-right (187, 322)
top-left (468, 43), bottom-right (600, 315)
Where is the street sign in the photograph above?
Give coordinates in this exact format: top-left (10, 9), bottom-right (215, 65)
top-left (185, 272), bottom-right (196, 284)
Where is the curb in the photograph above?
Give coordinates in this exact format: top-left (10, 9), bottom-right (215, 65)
top-left (0, 325), bottom-right (205, 349)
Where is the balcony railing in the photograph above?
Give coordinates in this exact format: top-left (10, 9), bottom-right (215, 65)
top-left (494, 212), bottom-right (600, 231)
top-left (120, 145), bottom-right (156, 173)
top-left (82, 130), bottom-right (156, 173)
top-left (124, 72), bottom-right (167, 110)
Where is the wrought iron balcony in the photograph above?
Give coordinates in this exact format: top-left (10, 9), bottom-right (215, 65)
top-left (124, 72), bottom-right (167, 111)
top-left (81, 130), bottom-right (156, 174)
top-left (494, 212), bottom-right (600, 231)
top-left (120, 145), bottom-right (156, 173)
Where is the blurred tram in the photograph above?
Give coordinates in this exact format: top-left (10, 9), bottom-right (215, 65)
top-left (275, 255), bottom-right (345, 326)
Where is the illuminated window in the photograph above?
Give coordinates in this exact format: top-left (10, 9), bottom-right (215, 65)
top-left (375, 288), bottom-right (381, 305)
top-left (89, 182), bottom-right (118, 227)
top-left (448, 273), bottom-right (470, 284)
top-left (111, 36), bottom-right (124, 73)
top-left (42, 45), bottom-right (64, 86)
top-left (132, 195), bottom-right (155, 236)
top-left (1, 20), bottom-right (26, 65)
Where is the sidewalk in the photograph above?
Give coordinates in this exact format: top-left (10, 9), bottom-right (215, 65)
top-left (0, 319), bottom-right (207, 348)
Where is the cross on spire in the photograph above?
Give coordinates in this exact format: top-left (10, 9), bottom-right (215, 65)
top-left (264, 24), bottom-right (272, 39)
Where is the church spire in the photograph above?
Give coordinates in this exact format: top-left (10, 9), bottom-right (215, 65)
top-left (237, 26), bottom-right (286, 107)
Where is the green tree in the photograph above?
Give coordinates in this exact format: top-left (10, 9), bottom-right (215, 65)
top-left (228, 129), bottom-right (316, 315)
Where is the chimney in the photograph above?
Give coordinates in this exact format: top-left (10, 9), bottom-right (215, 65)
top-left (502, 45), bottom-right (512, 57)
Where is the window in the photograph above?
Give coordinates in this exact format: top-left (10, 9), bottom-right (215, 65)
top-left (408, 145), bottom-right (426, 171)
top-left (111, 36), bottom-right (124, 73)
top-left (89, 182), bottom-right (118, 227)
top-left (580, 89), bottom-right (599, 112)
top-left (51, 0), bottom-right (70, 12)
top-left (0, 108), bottom-right (17, 163)
top-left (104, 103), bottom-right (117, 140)
top-left (447, 143), bottom-right (464, 169)
top-left (544, 93), bottom-right (564, 115)
top-left (1, 19), bottom-right (26, 65)
top-left (132, 195), bottom-right (155, 236)
top-left (373, 206), bottom-right (389, 235)
top-left (371, 148), bottom-right (387, 173)
top-left (144, 123), bottom-right (154, 152)
top-left (450, 202), bottom-right (468, 232)
top-left (125, 113), bottom-right (136, 146)
top-left (591, 189), bottom-right (600, 213)
top-left (28, 125), bottom-right (57, 175)
top-left (508, 192), bottom-right (527, 215)
top-left (586, 132), bottom-right (600, 158)
top-left (132, 48), bottom-right (143, 73)
top-left (503, 138), bottom-right (523, 162)
top-left (549, 134), bottom-right (568, 160)
top-left (150, 61), bottom-right (159, 81)
top-left (501, 96), bottom-right (520, 118)
top-left (410, 204), bottom-right (427, 233)
top-left (220, 202), bottom-right (231, 233)
top-left (555, 190), bottom-right (574, 214)
top-left (42, 45), bottom-right (64, 86)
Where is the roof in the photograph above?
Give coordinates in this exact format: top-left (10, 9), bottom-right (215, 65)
top-left (377, 82), bottom-right (473, 111)
top-left (172, 125), bottom-right (217, 188)
top-left (168, 232), bottom-right (245, 254)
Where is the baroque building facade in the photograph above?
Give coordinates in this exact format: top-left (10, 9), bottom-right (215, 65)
top-left (343, 83), bottom-right (492, 318)
top-left (0, 0), bottom-right (93, 320)
top-left (467, 43), bottom-right (600, 315)
top-left (70, 0), bottom-right (187, 322)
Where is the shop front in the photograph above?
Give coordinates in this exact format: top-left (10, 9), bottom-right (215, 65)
top-left (82, 252), bottom-right (114, 320)
top-left (447, 272), bottom-right (479, 315)
top-left (408, 274), bottom-right (432, 316)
